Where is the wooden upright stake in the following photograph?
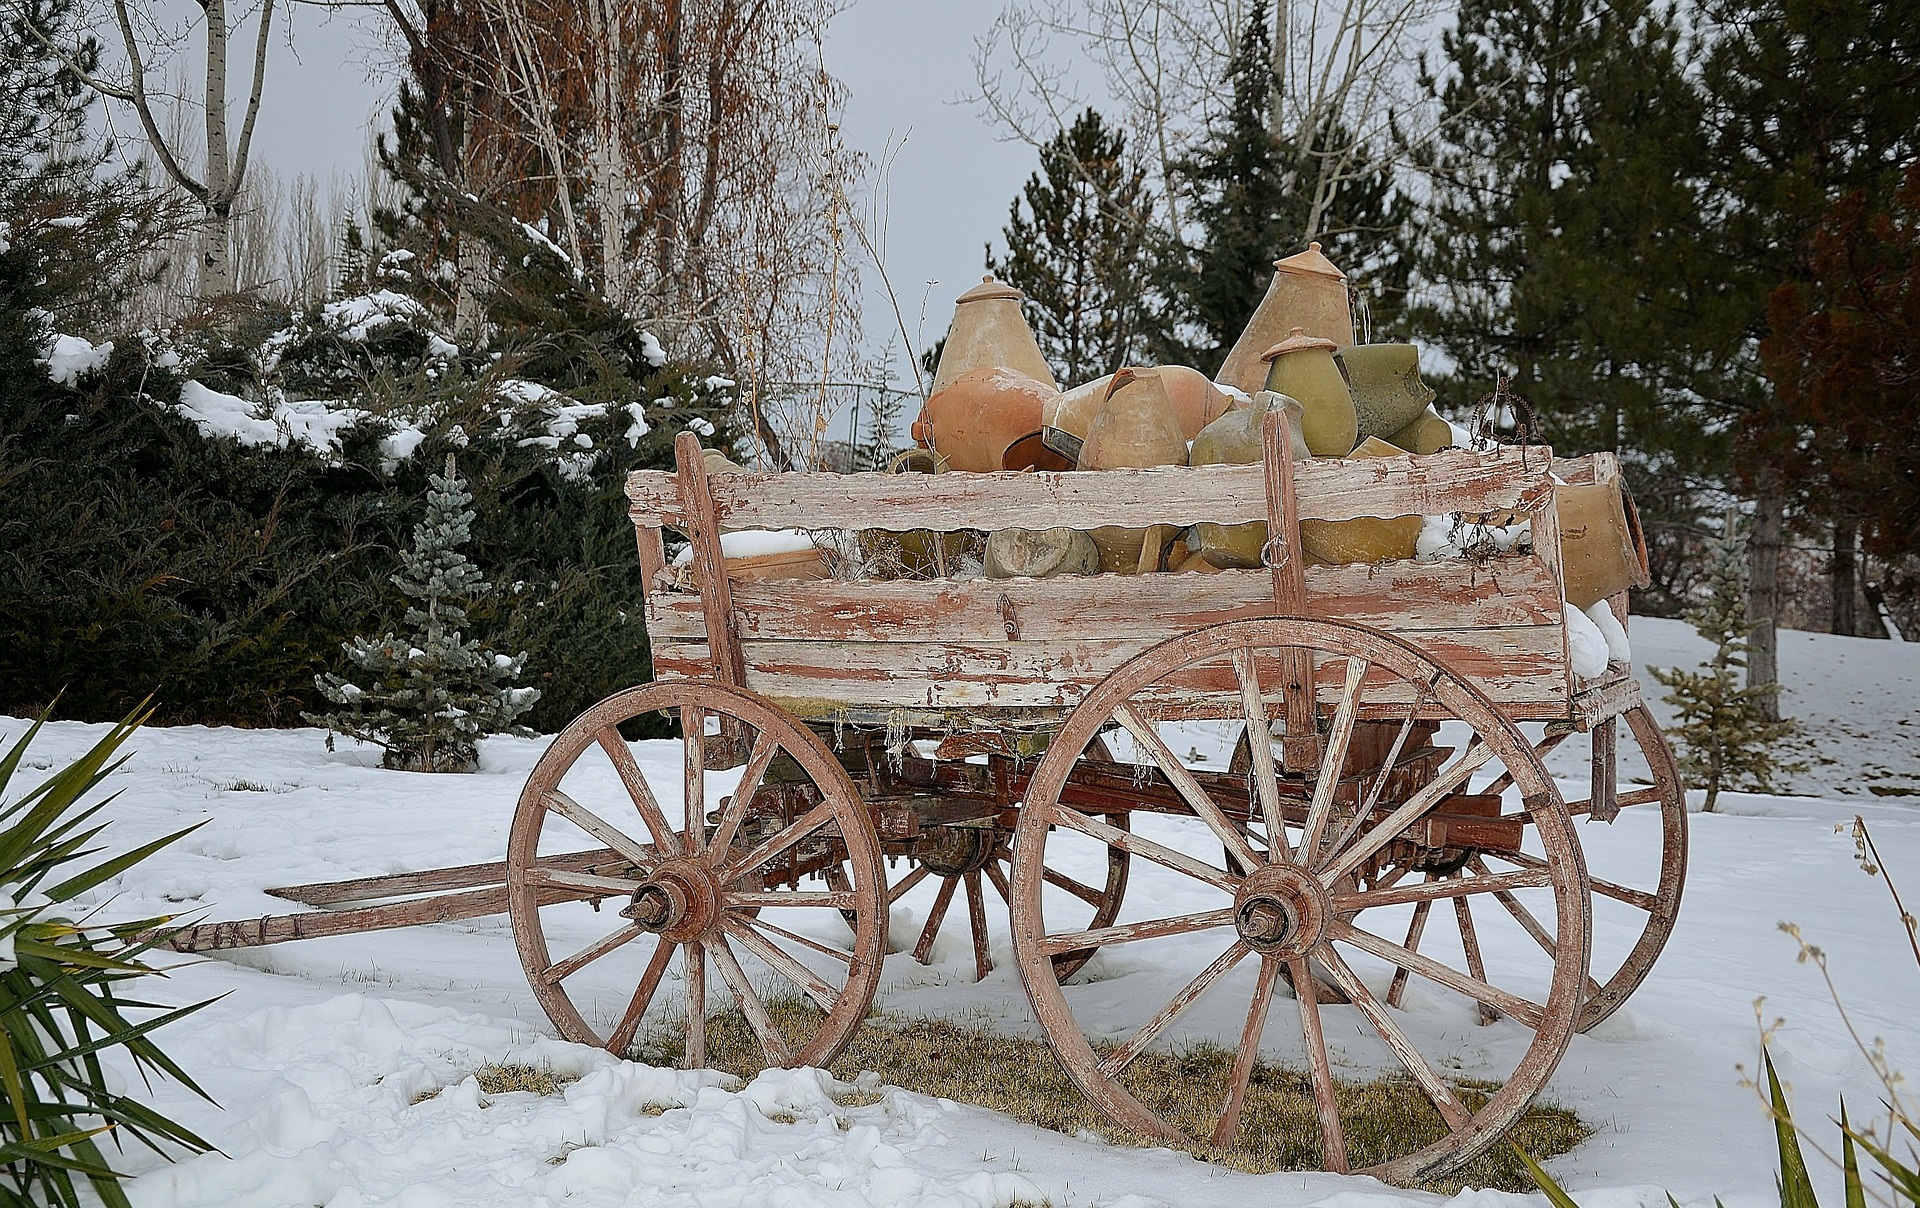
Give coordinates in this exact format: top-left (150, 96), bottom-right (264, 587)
top-left (1262, 409), bottom-right (1322, 772)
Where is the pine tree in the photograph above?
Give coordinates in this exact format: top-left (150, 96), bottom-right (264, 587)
top-left (987, 108), bottom-right (1156, 385)
top-left (1152, 0), bottom-right (1410, 368)
top-left (305, 457), bottom-right (539, 772)
top-left (1650, 512), bottom-right (1798, 811)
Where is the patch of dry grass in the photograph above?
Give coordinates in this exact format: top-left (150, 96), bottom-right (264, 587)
top-left (413, 1062), bottom-right (580, 1104)
top-left (639, 998), bottom-right (1587, 1194)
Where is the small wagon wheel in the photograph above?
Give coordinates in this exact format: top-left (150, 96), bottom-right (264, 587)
top-left (507, 679), bottom-right (885, 1072)
top-left (1010, 617), bottom-right (1589, 1183)
top-left (898, 737), bottom-right (1129, 983)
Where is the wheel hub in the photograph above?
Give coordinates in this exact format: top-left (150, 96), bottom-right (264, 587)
top-left (621, 858), bottom-right (719, 942)
top-left (1233, 864), bottom-right (1329, 957)
top-left (915, 824), bottom-right (999, 877)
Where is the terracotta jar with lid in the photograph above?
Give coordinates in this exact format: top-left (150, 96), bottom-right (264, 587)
top-left (1262, 328), bottom-right (1358, 457)
top-left (928, 276), bottom-right (1058, 397)
top-left (1216, 242), bottom-right (1357, 396)
top-left (910, 366), bottom-right (1055, 473)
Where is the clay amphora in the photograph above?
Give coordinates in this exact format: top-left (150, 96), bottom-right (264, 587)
top-left (985, 527), bottom-right (1102, 579)
top-left (928, 276), bottom-right (1058, 397)
top-left (1557, 480), bottom-right (1651, 608)
top-left (910, 366), bottom-right (1055, 473)
top-left (1216, 242), bottom-right (1357, 396)
top-left (1079, 368), bottom-right (1191, 572)
top-left (1298, 437), bottom-right (1423, 564)
top-left (1189, 391), bottom-right (1309, 568)
top-left (1385, 408), bottom-right (1454, 454)
top-left (1336, 343), bottom-right (1435, 441)
top-left (1262, 328), bottom-right (1358, 457)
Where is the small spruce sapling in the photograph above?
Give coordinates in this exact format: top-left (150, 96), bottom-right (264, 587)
top-left (305, 457), bottom-right (539, 771)
top-left (1651, 510), bottom-right (1798, 810)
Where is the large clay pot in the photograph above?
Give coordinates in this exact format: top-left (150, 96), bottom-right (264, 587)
top-left (1041, 366), bottom-right (1234, 450)
top-left (1385, 408), bottom-right (1455, 454)
top-left (1188, 391), bottom-right (1308, 569)
top-left (1080, 369), bottom-right (1190, 573)
top-left (1336, 343), bottom-right (1435, 441)
top-left (910, 366), bottom-right (1055, 473)
top-left (984, 527), bottom-right (1102, 579)
top-left (1262, 328), bottom-right (1358, 457)
top-left (1216, 242), bottom-right (1357, 396)
top-left (928, 276), bottom-right (1058, 397)
top-left (1557, 480), bottom-right (1651, 608)
top-left (1298, 437), bottom-right (1423, 565)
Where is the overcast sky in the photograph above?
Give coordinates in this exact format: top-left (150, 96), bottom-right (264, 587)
top-left (231, 1), bottom-right (1040, 393)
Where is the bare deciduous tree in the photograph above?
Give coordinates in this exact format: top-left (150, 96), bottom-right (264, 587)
top-left (32, 0), bottom-right (276, 303)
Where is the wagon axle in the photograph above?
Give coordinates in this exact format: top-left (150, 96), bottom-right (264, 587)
top-left (1233, 864), bottom-right (1330, 958)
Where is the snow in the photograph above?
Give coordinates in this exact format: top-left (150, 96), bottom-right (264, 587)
top-left (670, 529), bottom-right (817, 565)
top-left (639, 331), bottom-right (668, 368)
top-left (1564, 602), bottom-right (1611, 679)
top-left (320, 290), bottom-right (432, 343)
top-left (39, 332), bottom-right (115, 385)
top-left (11, 619), bottom-right (1920, 1207)
top-left (622, 402), bottom-right (650, 446)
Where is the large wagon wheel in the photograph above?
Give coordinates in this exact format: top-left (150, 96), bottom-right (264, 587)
top-left (507, 679), bottom-right (886, 1072)
top-left (1011, 618), bottom-right (1590, 1183)
top-left (898, 737), bottom-right (1129, 983)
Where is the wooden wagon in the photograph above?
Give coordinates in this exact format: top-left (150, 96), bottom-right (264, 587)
top-left (169, 413), bottom-right (1686, 1184)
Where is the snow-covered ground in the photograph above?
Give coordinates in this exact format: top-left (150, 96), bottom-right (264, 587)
top-left (10, 617), bottom-right (1920, 1208)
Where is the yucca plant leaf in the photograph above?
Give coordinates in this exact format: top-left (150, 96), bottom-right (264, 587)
top-left (1509, 1140), bottom-right (1585, 1208)
top-left (0, 1132), bottom-right (118, 1174)
top-left (0, 1028), bottom-right (29, 1137)
top-left (21, 997), bottom-right (217, 1077)
top-left (1765, 1046), bottom-right (1821, 1208)
top-left (1847, 1129), bottom-right (1920, 1203)
top-left (1836, 1103), bottom-right (1867, 1208)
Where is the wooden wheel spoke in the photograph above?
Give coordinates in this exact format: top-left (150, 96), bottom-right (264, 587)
top-left (1230, 648), bottom-right (1290, 860)
top-left (684, 940), bottom-right (707, 1069)
top-left (726, 890), bottom-right (860, 909)
top-left (1481, 725), bottom-right (1575, 798)
top-left (984, 859), bottom-right (1013, 905)
top-left (1319, 946), bottom-right (1474, 1131)
top-left (1042, 866), bottom-right (1110, 907)
top-left (1300, 657), bottom-right (1371, 865)
top-left (1098, 942), bottom-right (1250, 1077)
top-left (1040, 908), bottom-right (1236, 957)
top-left (1330, 920), bottom-right (1546, 1028)
top-left (542, 922), bottom-right (644, 984)
top-left (1569, 786), bottom-right (1663, 816)
top-left (1291, 955), bottom-right (1349, 1171)
top-left (1489, 848), bottom-right (1660, 913)
top-left (1318, 739), bottom-right (1497, 884)
top-left (722, 918), bottom-right (839, 1014)
top-left (710, 934), bottom-right (793, 1066)
top-left (1386, 895), bottom-right (1432, 1010)
top-left (913, 876), bottom-right (959, 964)
top-left (885, 863), bottom-right (932, 905)
top-left (683, 705), bottom-right (706, 851)
top-left (708, 732), bottom-right (779, 859)
top-left (733, 914), bottom-right (853, 965)
top-left (607, 938), bottom-right (677, 1054)
top-left (1213, 955), bottom-right (1281, 1147)
top-left (1053, 804), bottom-right (1237, 893)
top-left (1324, 686), bottom-right (1433, 863)
top-left (966, 871), bottom-right (992, 981)
top-left (719, 798), bottom-right (840, 885)
top-left (597, 728), bottom-right (681, 854)
top-left (1453, 890), bottom-right (1499, 1025)
top-left (1114, 704), bottom-right (1261, 875)
top-left (1331, 867), bottom-right (1555, 912)
top-left (542, 790), bottom-right (657, 869)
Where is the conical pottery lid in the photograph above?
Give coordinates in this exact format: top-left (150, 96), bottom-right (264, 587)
top-left (1261, 326), bottom-right (1339, 361)
top-left (1273, 241), bottom-right (1346, 281)
top-left (954, 275), bottom-right (1026, 304)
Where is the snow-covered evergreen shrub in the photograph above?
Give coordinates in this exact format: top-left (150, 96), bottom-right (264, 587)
top-left (1651, 511), bottom-right (1800, 810)
top-left (305, 458), bottom-right (538, 771)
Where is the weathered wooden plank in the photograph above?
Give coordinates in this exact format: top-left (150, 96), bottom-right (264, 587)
top-left (645, 556), bottom-right (1562, 645)
top-left (649, 624), bottom-right (1568, 714)
top-left (265, 847), bottom-right (624, 906)
top-left (626, 445), bottom-right (1555, 533)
